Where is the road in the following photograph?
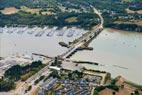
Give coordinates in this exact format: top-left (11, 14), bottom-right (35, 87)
top-left (14, 6), bottom-right (104, 95)
top-left (14, 60), bottom-right (52, 95)
top-left (59, 6), bottom-right (104, 59)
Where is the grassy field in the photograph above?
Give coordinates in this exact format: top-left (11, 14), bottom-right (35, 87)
top-left (20, 6), bottom-right (41, 14)
top-left (122, 0), bottom-right (142, 2)
top-left (0, 7), bottom-right (19, 15)
top-left (65, 17), bottom-right (78, 23)
top-left (0, 0), bottom-right (141, 31)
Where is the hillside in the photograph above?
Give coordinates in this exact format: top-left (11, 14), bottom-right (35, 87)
top-left (122, 0), bottom-right (142, 2)
top-left (0, 0), bottom-right (142, 31)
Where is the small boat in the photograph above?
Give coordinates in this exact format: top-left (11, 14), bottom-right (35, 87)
top-left (47, 31), bottom-right (54, 37)
top-left (7, 27), bottom-right (14, 34)
top-left (67, 30), bottom-right (74, 37)
top-left (47, 27), bottom-right (57, 37)
top-left (35, 31), bottom-right (45, 37)
top-left (56, 30), bottom-right (65, 36)
top-left (27, 29), bottom-right (35, 34)
top-left (17, 27), bottom-right (28, 34)
top-left (56, 27), bottom-right (67, 36)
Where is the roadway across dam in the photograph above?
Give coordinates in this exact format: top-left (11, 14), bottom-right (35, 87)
top-left (59, 7), bottom-right (104, 59)
top-left (15, 6), bottom-right (104, 95)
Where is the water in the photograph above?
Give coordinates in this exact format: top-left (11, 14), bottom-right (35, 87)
top-left (71, 29), bottom-right (142, 84)
top-left (0, 27), bottom-right (85, 57)
top-left (0, 28), bottom-right (142, 84)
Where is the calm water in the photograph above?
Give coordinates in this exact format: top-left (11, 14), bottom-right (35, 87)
top-left (0, 28), bottom-right (142, 84)
top-left (71, 29), bottom-right (142, 84)
top-left (0, 27), bottom-right (85, 57)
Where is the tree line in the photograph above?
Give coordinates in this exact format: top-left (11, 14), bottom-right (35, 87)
top-left (0, 61), bottom-right (44, 92)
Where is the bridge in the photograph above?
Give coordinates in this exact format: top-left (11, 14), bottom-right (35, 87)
top-left (32, 6), bottom-right (104, 60)
top-left (59, 7), bottom-right (104, 59)
top-left (15, 6), bottom-right (104, 95)
top-left (31, 6), bottom-right (104, 60)
top-left (59, 27), bottom-right (103, 59)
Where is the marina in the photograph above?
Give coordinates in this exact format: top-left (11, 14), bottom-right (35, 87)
top-left (0, 27), bottom-right (142, 84)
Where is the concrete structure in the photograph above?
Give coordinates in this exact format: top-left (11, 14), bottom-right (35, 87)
top-left (14, 6), bottom-right (105, 95)
top-left (59, 6), bottom-right (104, 59)
top-left (61, 61), bottom-right (83, 72)
top-left (48, 66), bottom-right (61, 71)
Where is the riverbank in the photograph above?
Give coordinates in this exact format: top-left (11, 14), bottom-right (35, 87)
top-left (0, 28), bottom-right (142, 84)
top-left (107, 28), bottom-right (142, 33)
top-left (106, 23), bottom-right (142, 32)
top-left (71, 29), bottom-right (142, 85)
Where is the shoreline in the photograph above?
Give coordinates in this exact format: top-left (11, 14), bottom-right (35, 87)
top-left (106, 28), bottom-right (142, 33)
top-left (1, 25), bottom-right (142, 33)
top-left (1, 26), bottom-right (142, 85)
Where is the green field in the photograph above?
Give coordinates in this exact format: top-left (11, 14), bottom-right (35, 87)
top-left (0, 0), bottom-right (142, 31)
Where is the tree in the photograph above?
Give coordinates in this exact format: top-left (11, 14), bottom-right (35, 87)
top-left (95, 86), bottom-right (106, 92)
top-left (49, 70), bottom-right (60, 79)
top-left (0, 79), bottom-right (15, 91)
top-left (131, 93), bottom-right (134, 95)
top-left (134, 89), bottom-right (140, 95)
top-left (31, 60), bottom-right (42, 68)
top-left (68, 70), bottom-right (83, 80)
top-left (93, 90), bottom-right (99, 95)
top-left (112, 92), bottom-right (116, 95)
top-left (27, 85), bottom-right (32, 91)
top-left (4, 60), bottom-right (43, 81)
top-left (4, 65), bottom-right (22, 80)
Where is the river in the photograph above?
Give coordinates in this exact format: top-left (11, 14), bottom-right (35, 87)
top-left (0, 27), bottom-right (142, 84)
top-left (71, 29), bottom-right (142, 84)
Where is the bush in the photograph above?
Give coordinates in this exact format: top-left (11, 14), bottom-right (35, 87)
top-left (34, 75), bottom-right (45, 85)
top-left (4, 65), bottom-right (22, 81)
top-left (106, 85), bottom-right (119, 91)
top-left (21, 71), bottom-right (35, 81)
top-left (95, 86), bottom-right (106, 92)
top-left (4, 61), bottom-right (44, 81)
top-left (0, 79), bottom-right (15, 92)
top-left (27, 85), bottom-right (32, 91)
top-left (93, 90), bottom-right (99, 95)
